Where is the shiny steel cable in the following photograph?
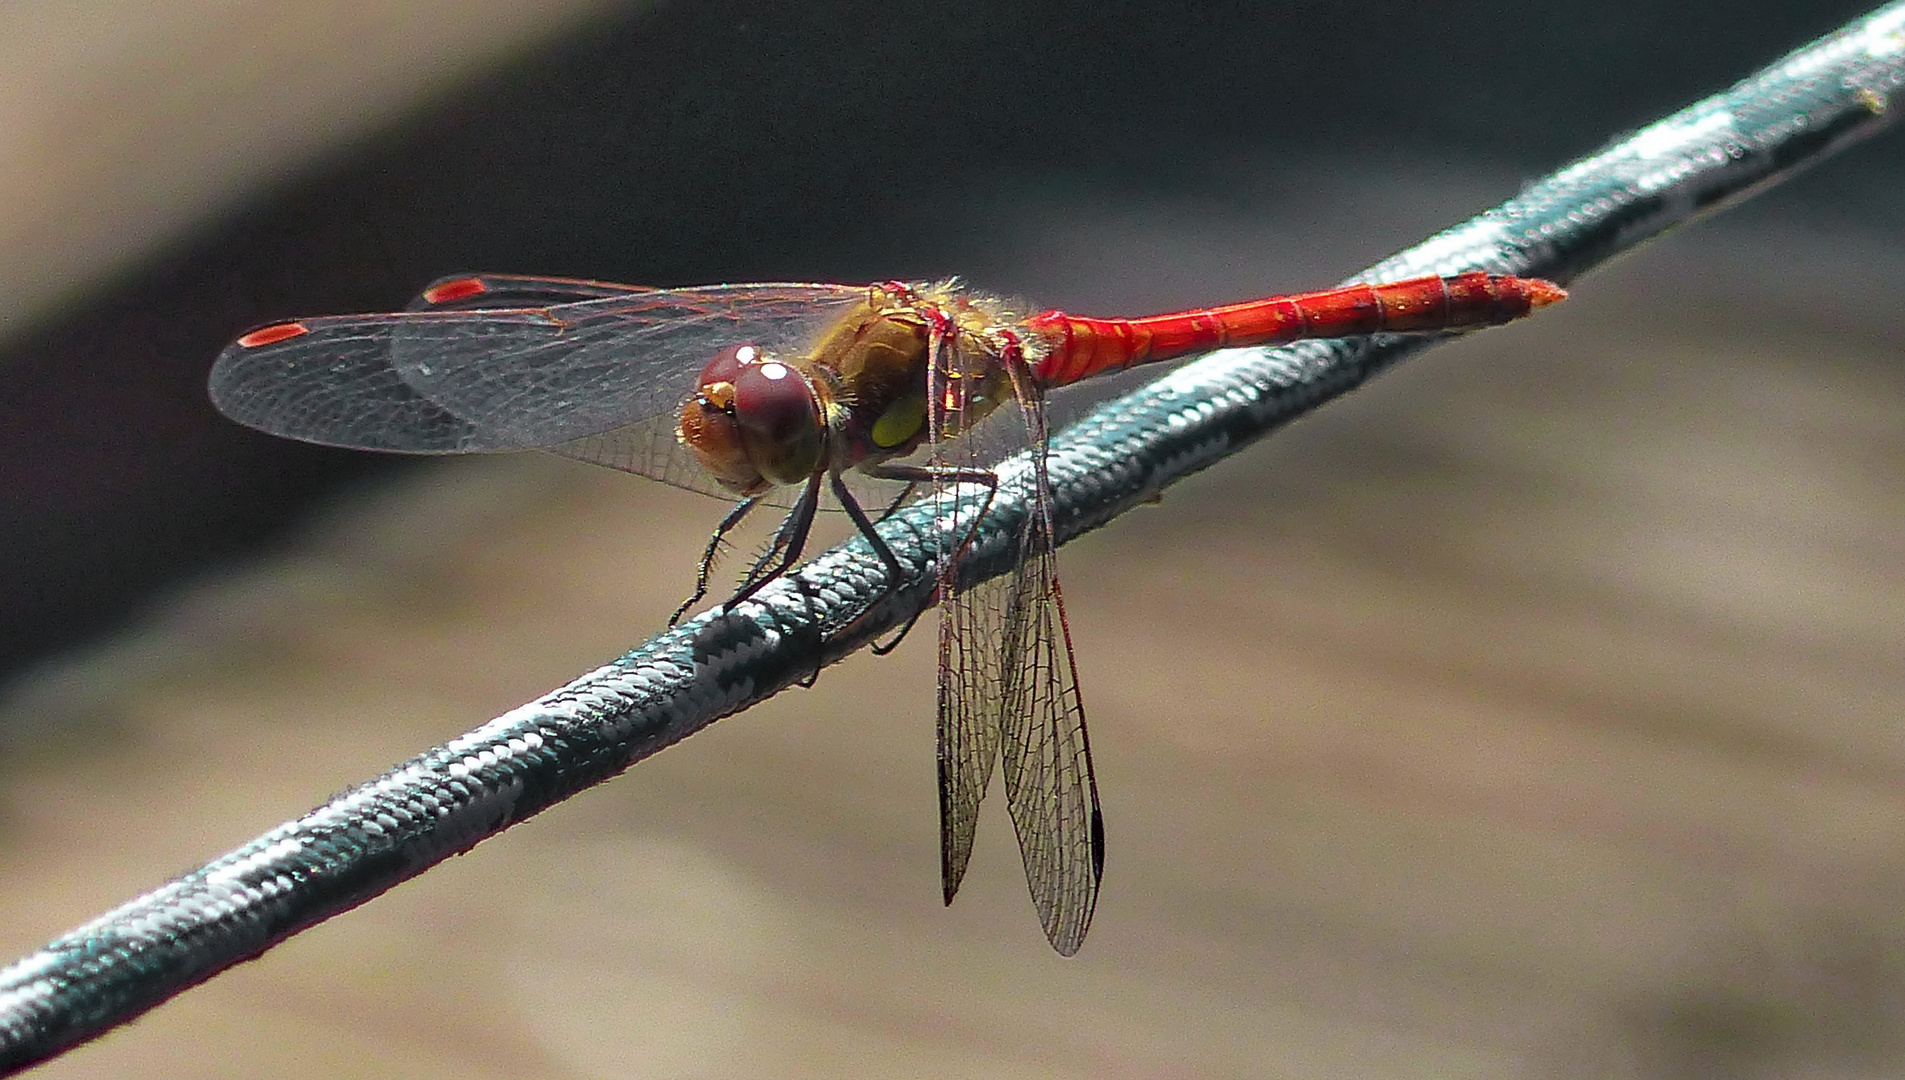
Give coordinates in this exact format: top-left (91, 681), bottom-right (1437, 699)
top-left (4, 4), bottom-right (1902, 1072)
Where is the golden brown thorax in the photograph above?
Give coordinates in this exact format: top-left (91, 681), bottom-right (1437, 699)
top-left (806, 293), bottom-right (934, 458)
top-left (802, 286), bottom-right (1017, 467)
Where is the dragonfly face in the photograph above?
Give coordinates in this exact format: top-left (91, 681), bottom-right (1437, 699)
top-left (678, 343), bottom-right (825, 495)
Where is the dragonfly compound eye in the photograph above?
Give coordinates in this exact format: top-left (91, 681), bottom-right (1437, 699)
top-left (679, 352), bottom-right (764, 495)
top-left (697, 342), bottom-right (763, 389)
top-left (731, 360), bottom-right (823, 487)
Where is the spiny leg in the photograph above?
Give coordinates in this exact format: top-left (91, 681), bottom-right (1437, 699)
top-left (831, 468), bottom-right (907, 587)
top-left (875, 480), bottom-right (919, 524)
top-left (671, 495), bottom-right (763, 626)
top-left (769, 470), bottom-right (907, 691)
top-left (827, 469), bottom-right (922, 662)
top-left (719, 470), bottom-right (824, 613)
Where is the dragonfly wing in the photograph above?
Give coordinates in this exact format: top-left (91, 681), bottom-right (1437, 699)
top-left (386, 284), bottom-right (866, 451)
top-left (931, 417), bottom-right (1104, 953)
top-left (405, 273), bottom-right (659, 312)
top-left (930, 319), bottom-right (1007, 905)
top-left (939, 568), bottom-right (1007, 905)
top-left (547, 416), bottom-right (738, 500)
top-left (209, 282), bottom-right (866, 468)
top-left (930, 326), bottom-right (1105, 954)
top-left (993, 482), bottom-right (1105, 956)
top-left (209, 312), bottom-right (531, 452)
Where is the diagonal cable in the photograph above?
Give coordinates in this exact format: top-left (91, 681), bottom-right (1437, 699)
top-left (2, 4), bottom-right (1902, 1073)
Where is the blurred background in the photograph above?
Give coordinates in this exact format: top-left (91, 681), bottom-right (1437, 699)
top-left (1, 1), bottom-right (1902, 1076)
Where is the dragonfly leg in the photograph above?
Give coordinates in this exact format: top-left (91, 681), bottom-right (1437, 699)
top-left (874, 480), bottom-right (919, 524)
top-left (873, 608), bottom-right (929, 657)
top-left (671, 495), bottom-right (763, 625)
top-left (831, 469), bottom-right (907, 585)
top-left (719, 470), bottom-right (823, 613)
top-left (830, 467), bottom-right (939, 657)
top-left (858, 462), bottom-right (1000, 655)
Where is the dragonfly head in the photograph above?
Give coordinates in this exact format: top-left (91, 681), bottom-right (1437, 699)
top-left (679, 343), bottom-right (824, 495)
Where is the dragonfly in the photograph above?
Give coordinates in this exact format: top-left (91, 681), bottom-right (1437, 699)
top-left (209, 269), bottom-right (1564, 954)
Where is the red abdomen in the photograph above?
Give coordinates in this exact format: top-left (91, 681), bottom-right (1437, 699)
top-left (1028, 272), bottom-right (1565, 387)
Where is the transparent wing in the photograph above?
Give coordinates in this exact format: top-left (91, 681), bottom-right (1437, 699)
top-left (992, 496), bottom-right (1104, 956)
top-left (406, 274), bottom-right (747, 496)
top-left (940, 551), bottom-right (1105, 955)
top-left (208, 282), bottom-right (867, 470)
top-left (208, 310), bottom-right (526, 454)
top-left (548, 416), bottom-right (737, 500)
top-left (938, 557), bottom-right (1006, 906)
top-left (934, 328), bottom-right (1007, 909)
top-left (932, 338), bottom-right (1104, 955)
top-left (993, 374), bottom-right (1104, 956)
top-left (404, 272), bottom-right (660, 312)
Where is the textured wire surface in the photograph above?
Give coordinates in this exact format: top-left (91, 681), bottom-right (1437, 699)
top-left (3, 4), bottom-right (1902, 1072)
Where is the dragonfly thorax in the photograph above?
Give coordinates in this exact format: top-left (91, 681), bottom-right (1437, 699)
top-left (805, 287), bottom-right (1020, 457)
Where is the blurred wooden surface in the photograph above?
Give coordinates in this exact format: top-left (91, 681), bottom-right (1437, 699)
top-left (0, 0), bottom-right (618, 342)
top-left (2, 226), bottom-right (1901, 1077)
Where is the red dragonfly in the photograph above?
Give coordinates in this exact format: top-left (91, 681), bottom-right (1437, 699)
top-left (210, 270), bottom-right (1563, 954)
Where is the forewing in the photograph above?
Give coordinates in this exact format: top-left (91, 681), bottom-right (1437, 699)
top-left (406, 267), bottom-right (741, 494)
top-left (208, 282), bottom-right (865, 472)
top-left (932, 323), bottom-right (1009, 905)
top-left (405, 273), bottom-right (658, 312)
top-left (209, 311), bottom-right (541, 452)
top-left (932, 329), bottom-right (1106, 956)
top-left (939, 564), bottom-right (1007, 905)
top-left (386, 283), bottom-right (865, 451)
top-left (995, 362), bottom-right (1104, 955)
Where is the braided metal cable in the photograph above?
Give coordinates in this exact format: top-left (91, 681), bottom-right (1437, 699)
top-left (3, 4), bottom-right (1902, 1072)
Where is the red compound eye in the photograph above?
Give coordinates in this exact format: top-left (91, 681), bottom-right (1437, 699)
top-left (696, 343), bottom-right (764, 393)
top-left (730, 360), bottom-right (822, 486)
top-left (732, 361), bottom-right (818, 444)
top-left (680, 344), bottom-right (821, 490)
